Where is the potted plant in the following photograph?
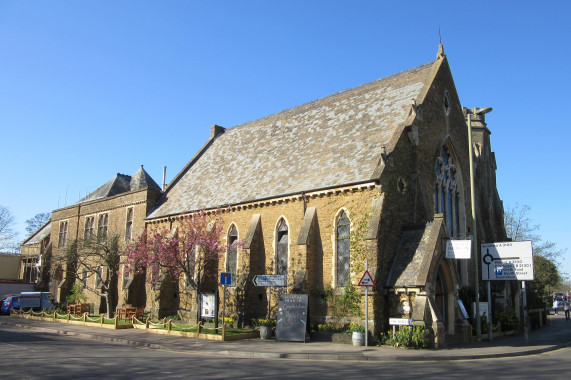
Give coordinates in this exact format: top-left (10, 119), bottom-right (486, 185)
top-left (349, 322), bottom-right (366, 346)
top-left (252, 318), bottom-right (276, 340)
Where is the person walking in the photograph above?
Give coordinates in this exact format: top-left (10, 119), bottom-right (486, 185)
top-left (553, 299), bottom-right (559, 315)
top-left (564, 299), bottom-right (570, 321)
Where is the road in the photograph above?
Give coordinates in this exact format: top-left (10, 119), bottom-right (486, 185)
top-left (0, 325), bottom-right (570, 379)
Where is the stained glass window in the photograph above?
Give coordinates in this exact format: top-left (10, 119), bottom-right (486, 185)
top-left (336, 211), bottom-right (351, 287)
top-left (276, 219), bottom-right (288, 276)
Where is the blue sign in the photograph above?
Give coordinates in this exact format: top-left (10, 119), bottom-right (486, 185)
top-left (220, 272), bottom-right (232, 286)
top-left (495, 267), bottom-right (503, 276)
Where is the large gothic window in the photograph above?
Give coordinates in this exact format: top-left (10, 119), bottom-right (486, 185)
top-left (276, 218), bottom-right (288, 276)
top-left (227, 224), bottom-right (238, 281)
top-left (336, 211), bottom-right (351, 287)
top-left (434, 145), bottom-right (460, 237)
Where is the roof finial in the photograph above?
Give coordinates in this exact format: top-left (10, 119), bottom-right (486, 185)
top-left (437, 43), bottom-right (445, 59)
top-left (141, 164), bottom-right (144, 169)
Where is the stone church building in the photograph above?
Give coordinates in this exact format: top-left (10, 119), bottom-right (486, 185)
top-left (143, 45), bottom-right (509, 345)
top-left (24, 45), bottom-right (511, 345)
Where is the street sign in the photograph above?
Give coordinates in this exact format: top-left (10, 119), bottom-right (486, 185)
top-left (220, 272), bottom-right (232, 286)
top-left (481, 241), bottom-right (534, 281)
top-left (389, 318), bottom-right (413, 326)
top-left (252, 274), bottom-right (286, 287)
top-left (445, 239), bottom-right (472, 259)
top-left (358, 270), bottom-right (375, 287)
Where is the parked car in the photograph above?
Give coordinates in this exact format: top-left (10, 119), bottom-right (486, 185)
top-left (0, 294), bottom-right (17, 306)
top-left (0, 295), bottom-right (20, 314)
top-left (18, 292), bottom-right (57, 311)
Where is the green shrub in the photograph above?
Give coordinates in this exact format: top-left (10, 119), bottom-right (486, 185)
top-left (496, 309), bottom-right (520, 331)
top-left (65, 283), bottom-right (86, 305)
top-left (382, 325), bottom-right (432, 349)
top-left (321, 281), bottom-right (361, 328)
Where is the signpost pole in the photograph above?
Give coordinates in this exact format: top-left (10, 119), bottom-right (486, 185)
top-left (358, 262), bottom-right (375, 347)
top-left (268, 287), bottom-right (272, 318)
top-left (487, 280), bottom-right (493, 342)
top-left (365, 260), bottom-right (369, 347)
top-left (222, 283), bottom-right (226, 327)
top-left (522, 281), bottom-right (529, 344)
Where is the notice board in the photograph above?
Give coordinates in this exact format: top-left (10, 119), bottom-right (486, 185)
top-left (276, 294), bottom-right (308, 342)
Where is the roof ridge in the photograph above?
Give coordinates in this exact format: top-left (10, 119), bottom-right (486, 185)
top-left (227, 60), bottom-right (435, 132)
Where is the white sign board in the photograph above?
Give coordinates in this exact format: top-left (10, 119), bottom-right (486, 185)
top-left (445, 239), bottom-right (472, 259)
top-left (389, 318), bottom-right (413, 326)
top-left (481, 241), bottom-right (534, 281)
top-left (472, 302), bottom-right (489, 318)
top-left (252, 274), bottom-right (286, 287)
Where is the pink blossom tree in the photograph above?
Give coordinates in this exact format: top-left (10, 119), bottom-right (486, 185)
top-left (124, 210), bottom-right (232, 317)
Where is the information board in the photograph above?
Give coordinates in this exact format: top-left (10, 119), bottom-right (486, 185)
top-left (200, 293), bottom-right (216, 318)
top-left (481, 241), bottom-right (534, 281)
top-left (445, 239), bottom-right (472, 259)
top-left (275, 294), bottom-right (308, 342)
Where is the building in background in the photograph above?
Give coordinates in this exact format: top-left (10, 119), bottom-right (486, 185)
top-left (43, 166), bottom-right (161, 313)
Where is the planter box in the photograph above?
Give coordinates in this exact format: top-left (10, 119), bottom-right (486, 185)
top-left (309, 331), bottom-right (352, 344)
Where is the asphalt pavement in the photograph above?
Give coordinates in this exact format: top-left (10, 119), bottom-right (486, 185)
top-left (1, 313), bottom-right (570, 361)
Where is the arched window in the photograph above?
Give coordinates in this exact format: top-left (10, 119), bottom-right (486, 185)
top-left (336, 211), bottom-right (351, 287)
top-left (434, 145), bottom-right (460, 237)
top-left (227, 224), bottom-right (238, 280)
top-left (276, 218), bottom-right (288, 276)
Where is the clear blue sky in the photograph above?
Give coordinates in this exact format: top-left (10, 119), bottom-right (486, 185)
top-left (1, 1), bottom-right (569, 280)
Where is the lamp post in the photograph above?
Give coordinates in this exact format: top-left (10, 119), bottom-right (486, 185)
top-left (466, 106), bottom-right (492, 342)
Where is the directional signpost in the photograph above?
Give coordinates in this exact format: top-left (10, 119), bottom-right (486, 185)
top-left (220, 272), bottom-right (232, 327)
top-left (481, 241), bottom-right (533, 281)
top-left (253, 275), bottom-right (286, 287)
top-left (358, 261), bottom-right (375, 346)
top-left (481, 240), bottom-right (534, 344)
top-left (253, 274), bottom-right (286, 318)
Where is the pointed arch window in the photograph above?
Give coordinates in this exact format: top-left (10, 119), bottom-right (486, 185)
top-left (336, 211), bottom-right (351, 287)
top-left (434, 145), bottom-right (460, 237)
top-left (227, 224), bottom-right (238, 281)
top-left (276, 219), bottom-right (288, 276)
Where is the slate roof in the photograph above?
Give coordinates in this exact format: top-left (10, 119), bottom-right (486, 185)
top-left (149, 60), bottom-right (437, 219)
top-left (21, 221), bottom-right (51, 246)
top-left (79, 166), bottom-right (161, 204)
top-left (385, 219), bottom-right (443, 288)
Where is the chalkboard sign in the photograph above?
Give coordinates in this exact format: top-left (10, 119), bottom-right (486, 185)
top-left (276, 294), bottom-right (308, 342)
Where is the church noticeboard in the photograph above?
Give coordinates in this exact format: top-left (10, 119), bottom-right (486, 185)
top-left (276, 294), bottom-right (308, 342)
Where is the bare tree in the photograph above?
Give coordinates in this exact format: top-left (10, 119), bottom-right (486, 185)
top-left (52, 234), bottom-right (121, 318)
top-left (504, 203), bottom-right (567, 299)
top-left (25, 212), bottom-right (51, 236)
top-left (76, 234), bottom-right (121, 318)
top-left (0, 205), bottom-right (18, 251)
top-left (504, 203), bottom-right (565, 263)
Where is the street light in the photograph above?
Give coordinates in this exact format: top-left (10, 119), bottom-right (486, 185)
top-left (466, 106), bottom-right (492, 342)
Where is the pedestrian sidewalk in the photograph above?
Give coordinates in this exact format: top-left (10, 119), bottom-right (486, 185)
top-left (1, 314), bottom-right (570, 361)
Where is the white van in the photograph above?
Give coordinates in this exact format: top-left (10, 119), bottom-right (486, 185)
top-left (19, 292), bottom-right (57, 311)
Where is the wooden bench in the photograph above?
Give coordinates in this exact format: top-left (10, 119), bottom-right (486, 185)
top-left (67, 303), bottom-right (90, 316)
